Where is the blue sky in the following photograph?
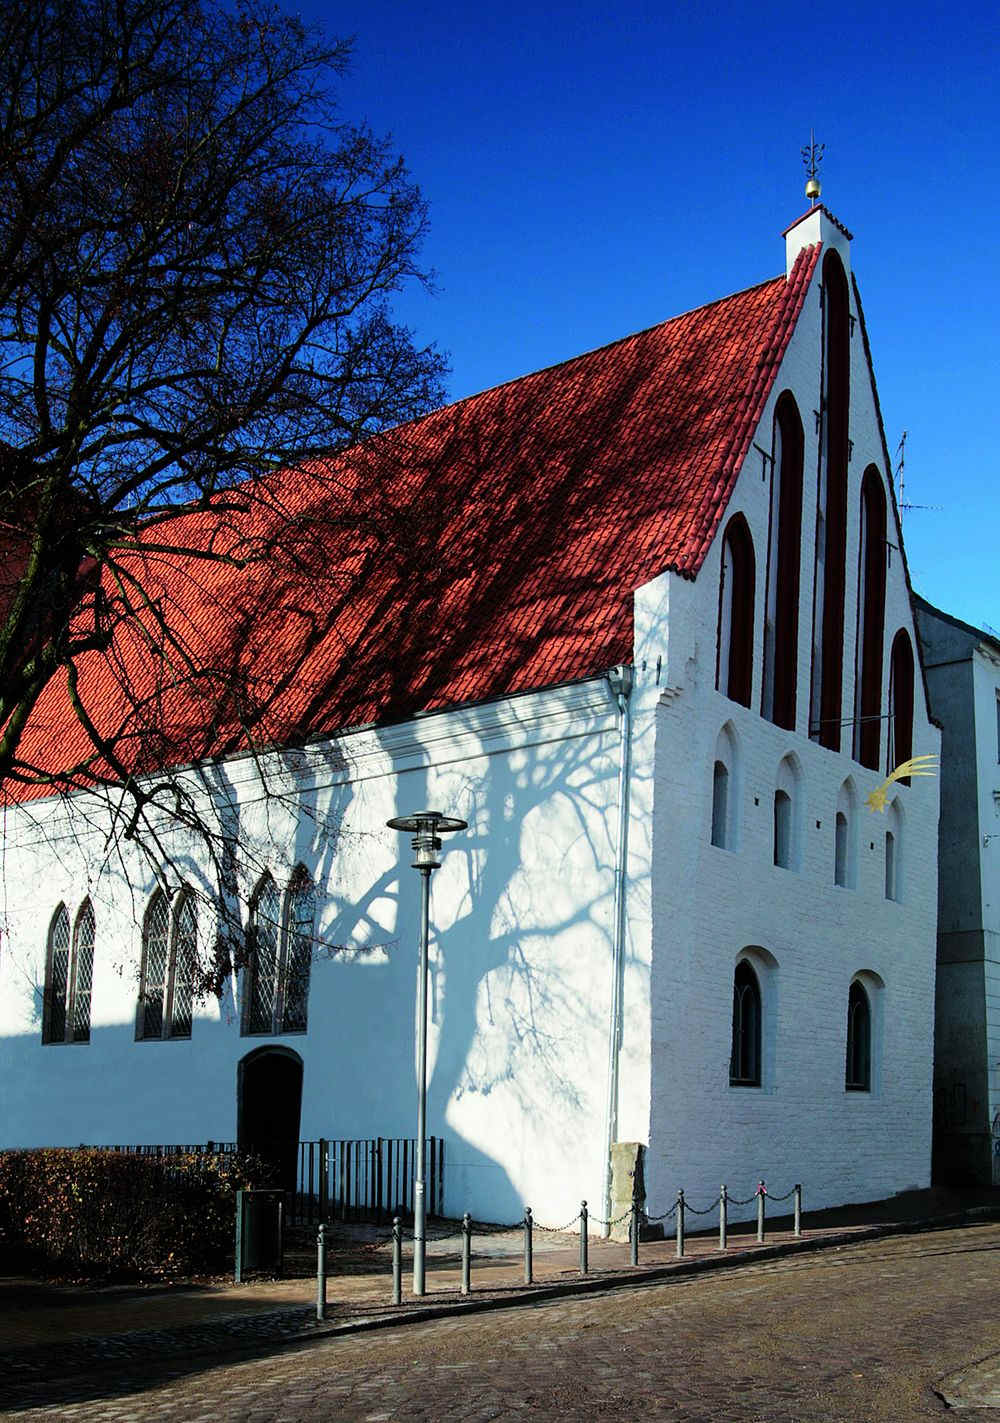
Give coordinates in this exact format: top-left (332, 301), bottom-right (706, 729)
top-left (302, 0), bottom-right (998, 632)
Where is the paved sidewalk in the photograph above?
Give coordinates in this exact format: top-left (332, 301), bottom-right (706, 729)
top-left (1, 1185), bottom-right (997, 1395)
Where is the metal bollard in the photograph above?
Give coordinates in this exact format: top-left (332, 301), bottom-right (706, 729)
top-left (580, 1201), bottom-right (589, 1276)
top-left (757, 1181), bottom-right (766, 1243)
top-left (524, 1207), bottom-right (533, 1285)
top-left (718, 1184), bottom-right (728, 1251)
top-left (794, 1183), bottom-right (802, 1238)
top-left (392, 1216), bottom-right (402, 1305)
top-left (630, 1197), bottom-right (640, 1266)
top-left (316, 1224), bottom-right (327, 1321)
top-left (461, 1213), bottom-right (472, 1295)
top-left (675, 1189), bottom-right (685, 1258)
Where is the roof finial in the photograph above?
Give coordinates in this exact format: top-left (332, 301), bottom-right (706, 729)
top-left (801, 130), bottom-right (824, 206)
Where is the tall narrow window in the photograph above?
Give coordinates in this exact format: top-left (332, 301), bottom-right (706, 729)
top-left (774, 791), bottom-right (792, 868)
top-left (42, 905), bottom-right (71, 1044)
top-left (71, 900), bottom-right (95, 1042)
top-left (773, 754), bottom-right (801, 871)
top-left (834, 812), bottom-right (849, 887)
top-left (280, 870), bottom-right (315, 1033)
top-left (730, 960), bottom-right (762, 1087)
top-left (846, 981), bottom-right (872, 1091)
top-left (244, 870), bottom-right (314, 1035)
top-left (854, 468), bottom-right (887, 769)
top-left (888, 630), bottom-right (915, 779)
top-left (139, 892), bottom-right (169, 1039)
top-left (170, 896), bottom-right (196, 1038)
top-left (711, 761), bottom-right (730, 848)
top-left (717, 514), bottom-right (755, 708)
top-left (246, 875), bottom-right (280, 1035)
top-left (810, 251), bottom-right (851, 751)
top-left (137, 888), bottom-right (196, 1040)
top-left (885, 799), bottom-right (903, 901)
top-left (763, 393), bottom-right (804, 730)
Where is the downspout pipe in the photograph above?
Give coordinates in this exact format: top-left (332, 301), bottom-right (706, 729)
top-left (602, 663), bottom-right (634, 1236)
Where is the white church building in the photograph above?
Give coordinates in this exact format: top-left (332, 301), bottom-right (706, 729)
top-left (0, 203), bottom-right (940, 1229)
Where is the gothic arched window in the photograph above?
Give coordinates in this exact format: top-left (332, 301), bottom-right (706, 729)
top-left (717, 514), bottom-right (755, 707)
top-left (280, 869), bottom-right (315, 1034)
top-left (763, 393), bottom-right (804, 730)
top-left (244, 869), bottom-right (315, 1035)
top-left (42, 905), bottom-right (70, 1044)
top-left (137, 888), bottom-right (196, 1040)
top-left (810, 250), bottom-right (851, 751)
top-left (245, 874), bottom-right (281, 1035)
top-left (888, 630), bottom-right (915, 780)
top-left (854, 467), bottom-right (887, 770)
top-left (730, 960), bottom-right (762, 1087)
top-left (846, 980), bottom-right (872, 1091)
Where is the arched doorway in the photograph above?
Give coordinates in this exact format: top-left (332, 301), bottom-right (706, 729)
top-left (237, 1047), bottom-right (303, 1195)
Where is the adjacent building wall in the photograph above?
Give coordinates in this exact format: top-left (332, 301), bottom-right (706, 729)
top-left (915, 597), bottom-right (1000, 1184)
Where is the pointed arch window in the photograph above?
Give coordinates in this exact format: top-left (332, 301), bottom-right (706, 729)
top-left (810, 250), bottom-right (851, 751)
top-left (888, 630), bottom-right (915, 780)
top-left (246, 875), bottom-right (281, 1035)
top-left (42, 901), bottom-right (95, 1045)
top-left (711, 761), bottom-right (730, 848)
top-left (730, 959), bottom-right (762, 1087)
top-left (244, 869), bottom-right (315, 1035)
top-left (885, 799), bottom-right (903, 902)
top-left (846, 980), bottom-right (872, 1091)
top-left (854, 468), bottom-right (888, 769)
top-left (763, 393), bottom-right (804, 730)
top-left (280, 870), bottom-right (315, 1034)
top-left (137, 889), bottom-right (196, 1040)
top-left (773, 754), bottom-right (802, 871)
top-left (717, 514), bottom-right (755, 707)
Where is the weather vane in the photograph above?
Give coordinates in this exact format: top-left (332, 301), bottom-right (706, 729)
top-left (801, 130), bottom-right (824, 205)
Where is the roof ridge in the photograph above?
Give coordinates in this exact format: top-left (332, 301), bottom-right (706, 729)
top-left (406, 270), bottom-right (791, 425)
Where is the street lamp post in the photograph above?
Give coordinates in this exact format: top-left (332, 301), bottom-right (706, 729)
top-left (386, 809), bottom-right (467, 1296)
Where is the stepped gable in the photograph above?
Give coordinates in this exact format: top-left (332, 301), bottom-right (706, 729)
top-left (11, 243), bottom-right (819, 800)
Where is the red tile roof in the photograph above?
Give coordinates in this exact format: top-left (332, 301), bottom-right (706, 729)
top-left (11, 244), bottom-right (819, 801)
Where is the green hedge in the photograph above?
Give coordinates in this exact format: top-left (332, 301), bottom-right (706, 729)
top-left (0, 1148), bottom-right (269, 1278)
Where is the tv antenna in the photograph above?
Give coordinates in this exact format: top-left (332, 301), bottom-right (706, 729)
top-left (894, 431), bottom-right (941, 520)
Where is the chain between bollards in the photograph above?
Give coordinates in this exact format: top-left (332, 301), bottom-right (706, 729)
top-left (391, 1216), bottom-right (402, 1305)
top-left (757, 1180), bottom-right (766, 1242)
top-left (523, 1207), bottom-right (533, 1284)
top-left (718, 1184), bottom-right (728, 1251)
top-left (316, 1224), bottom-right (327, 1321)
top-left (580, 1201), bottom-right (589, 1276)
top-left (461, 1212), bottom-right (471, 1295)
top-left (675, 1188), bottom-right (685, 1258)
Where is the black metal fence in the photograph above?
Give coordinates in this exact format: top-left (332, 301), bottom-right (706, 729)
top-left (88, 1138), bottom-right (443, 1225)
top-left (293, 1136), bottom-right (444, 1225)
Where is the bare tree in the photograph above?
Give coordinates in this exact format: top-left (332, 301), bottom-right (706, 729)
top-left (0, 0), bottom-right (446, 801)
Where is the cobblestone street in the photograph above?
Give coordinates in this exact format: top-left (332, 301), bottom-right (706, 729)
top-left (4, 1221), bottom-right (1000, 1421)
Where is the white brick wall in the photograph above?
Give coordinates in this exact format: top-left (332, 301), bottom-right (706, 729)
top-left (639, 241), bottom-right (939, 1220)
